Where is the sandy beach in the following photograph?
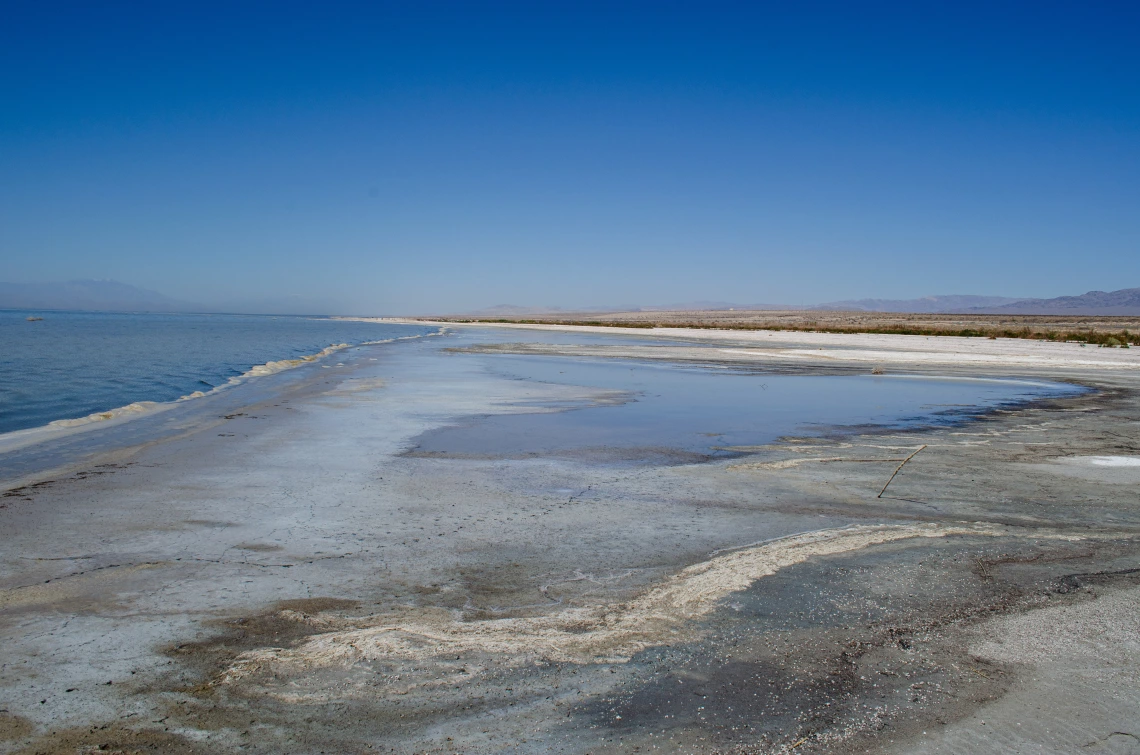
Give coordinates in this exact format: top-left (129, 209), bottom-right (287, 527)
top-left (1, 323), bottom-right (1138, 754)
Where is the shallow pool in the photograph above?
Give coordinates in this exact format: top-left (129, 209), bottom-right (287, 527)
top-left (409, 355), bottom-right (1084, 463)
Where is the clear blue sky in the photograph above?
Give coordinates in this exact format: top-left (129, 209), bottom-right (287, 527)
top-left (2, 1), bottom-right (1138, 314)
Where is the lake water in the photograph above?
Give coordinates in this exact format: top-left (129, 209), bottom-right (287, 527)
top-left (409, 353), bottom-right (1084, 463)
top-left (0, 316), bottom-right (1086, 472)
top-left (0, 311), bottom-right (434, 434)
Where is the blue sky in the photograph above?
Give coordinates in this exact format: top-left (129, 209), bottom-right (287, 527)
top-left (1, 2), bottom-right (1138, 314)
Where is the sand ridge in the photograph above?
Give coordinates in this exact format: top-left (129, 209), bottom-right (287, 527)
top-left (218, 521), bottom-right (1095, 694)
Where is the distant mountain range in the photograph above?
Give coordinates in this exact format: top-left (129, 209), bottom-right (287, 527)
top-left (466, 304), bottom-right (574, 317)
top-left (467, 288), bottom-right (1140, 317)
top-left (967, 288), bottom-right (1140, 315)
top-left (0, 279), bottom-right (340, 315)
top-left (814, 295), bottom-right (1025, 313)
top-left (0, 279), bottom-right (203, 313)
top-left (5, 280), bottom-right (1140, 317)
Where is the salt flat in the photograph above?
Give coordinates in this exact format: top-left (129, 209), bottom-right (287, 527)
top-left (400, 318), bottom-right (1140, 370)
top-left (1, 324), bottom-right (1137, 754)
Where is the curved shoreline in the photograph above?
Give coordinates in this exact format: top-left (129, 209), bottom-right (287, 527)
top-left (0, 329), bottom-right (444, 456)
top-left (409, 319), bottom-right (1140, 371)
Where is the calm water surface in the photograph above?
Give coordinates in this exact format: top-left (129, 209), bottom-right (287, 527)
top-left (412, 354), bottom-right (1084, 461)
top-left (0, 311), bottom-right (433, 434)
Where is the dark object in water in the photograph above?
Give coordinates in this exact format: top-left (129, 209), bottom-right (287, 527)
top-left (26, 316), bottom-right (43, 321)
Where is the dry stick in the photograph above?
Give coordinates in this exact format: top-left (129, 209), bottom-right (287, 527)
top-left (877, 444), bottom-right (928, 498)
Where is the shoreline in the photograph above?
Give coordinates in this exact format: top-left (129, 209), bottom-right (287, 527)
top-left (363, 317), bottom-right (1140, 373)
top-left (1, 323), bottom-right (1138, 754)
top-left (0, 328), bottom-right (443, 457)
top-left (353, 308), bottom-right (1140, 346)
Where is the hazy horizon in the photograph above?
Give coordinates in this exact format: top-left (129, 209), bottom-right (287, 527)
top-left (8, 277), bottom-right (1140, 317)
top-left (2, 4), bottom-right (1138, 313)
top-left (0, 276), bottom-right (1039, 316)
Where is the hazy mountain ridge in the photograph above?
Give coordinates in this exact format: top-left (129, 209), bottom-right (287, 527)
top-left (463, 296), bottom-right (1027, 316)
top-left (7, 281), bottom-right (1140, 317)
top-left (0, 280), bottom-right (341, 315)
top-left (465, 289), bottom-right (1140, 316)
top-left (967, 288), bottom-right (1140, 315)
top-left (466, 304), bottom-right (573, 317)
top-left (0, 280), bottom-right (203, 313)
top-left (815, 295), bottom-right (1024, 313)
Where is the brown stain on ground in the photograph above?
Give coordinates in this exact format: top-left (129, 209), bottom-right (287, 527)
top-left (0, 563), bottom-right (167, 613)
top-left (10, 722), bottom-right (207, 755)
top-left (275, 597), bottom-right (358, 612)
top-left (8, 598), bottom-right (374, 754)
top-left (0, 713), bottom-right (34, 741)
top-left (165, 597), bottom-right (361, 695)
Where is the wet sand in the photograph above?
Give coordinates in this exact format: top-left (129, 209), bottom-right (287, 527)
top-left (1, 324), bottom-right (1138, 754)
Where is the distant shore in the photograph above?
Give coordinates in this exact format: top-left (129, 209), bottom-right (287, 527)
top-left (343, 315), bottom-right (1140, 373)
top-left (360, 308), bottom-right (1140, 346)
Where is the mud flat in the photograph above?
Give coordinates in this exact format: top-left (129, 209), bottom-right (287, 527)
top-left (1, 324), bottom-right (1138, 754)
